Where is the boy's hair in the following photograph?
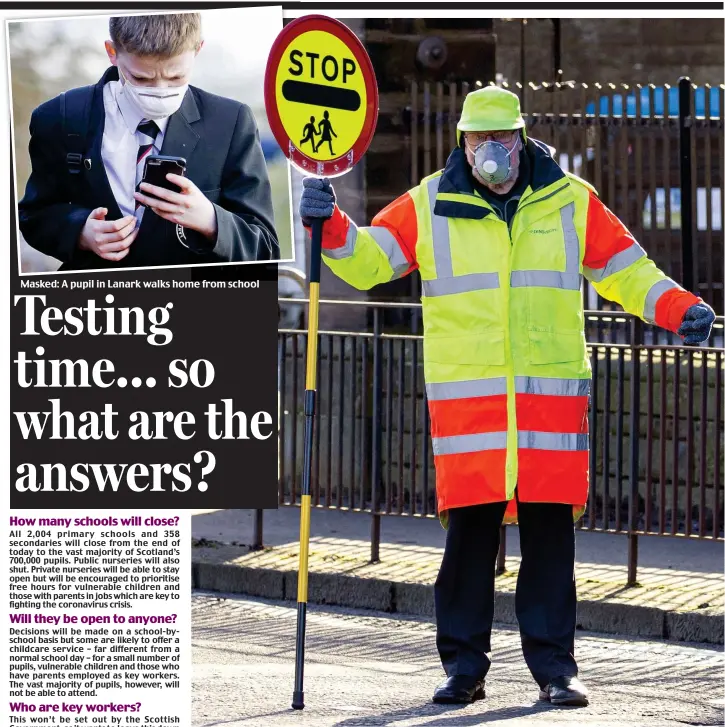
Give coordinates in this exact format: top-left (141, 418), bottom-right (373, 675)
top-left (109, 14), bottom-right (202, 58)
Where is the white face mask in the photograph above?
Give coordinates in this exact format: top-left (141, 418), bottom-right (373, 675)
top-left (119, 68), bottom-right (187, 120)
top-left (471, 137), bottom-right (520, 186)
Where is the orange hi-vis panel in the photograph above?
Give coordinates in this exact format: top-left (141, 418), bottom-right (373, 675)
top-left (319, 139), bottom-right (700, 523)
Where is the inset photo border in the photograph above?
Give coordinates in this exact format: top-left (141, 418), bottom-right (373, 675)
top-left (8, 7), bottom-right (294, 275)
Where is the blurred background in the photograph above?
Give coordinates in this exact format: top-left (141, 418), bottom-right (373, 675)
top-left (277, 17), bottom-right (723, 330)
top-left (9, 7), bottom-right (294, 272)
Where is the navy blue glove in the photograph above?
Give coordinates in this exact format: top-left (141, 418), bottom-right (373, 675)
top-left (300, 177), bottom-right (336, 226)
top-left (677, 303), bottom-right (715, 344)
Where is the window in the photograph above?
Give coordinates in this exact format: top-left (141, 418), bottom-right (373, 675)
top-left (643, 188), bottom-right (722, 231)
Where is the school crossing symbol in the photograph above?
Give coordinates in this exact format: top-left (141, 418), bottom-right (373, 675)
top-left (264, 15), bottom-right (379, 177)
top-left (300, 111), bottom-right (337, 156)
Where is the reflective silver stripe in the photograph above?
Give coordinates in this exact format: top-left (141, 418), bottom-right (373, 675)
top-left (321, 219), bottom-right (358, 260)
top-left (561, 202), bottom-right (579, 275)
top-left (517, 431), bottom-right (589, 451)
top-left (584, 242), bottom-right (646, 283)
top-left (366, 225), bottom-right (410, 279)
top-left (432, 431), bottom-right (507, 456)
top-left (422, 272), bottom-right (500, 297)
top-left (514, 377), bottom-right (590, 397)
top-left (426, 377), bottom-right (507, 401)
top-left (510, 202), bottom-right (581, 290)
top-left (424, 176), bottom-right (501, 296)
top-left (510, 271), bottom-right (581, 290)
top-left (427, 176), bottom-right (453, 278)
top-left (643, 278), bottom-right (679, 323)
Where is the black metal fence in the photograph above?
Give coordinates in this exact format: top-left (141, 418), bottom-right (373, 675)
top-left (271, 299), bottom-right (724, 583)
top-left (407, 78), bottom-right (724, 313)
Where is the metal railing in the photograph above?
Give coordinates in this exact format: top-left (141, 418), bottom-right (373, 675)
top-left (267, 299), bottom-right (725, 585)
top-left (407, 78), bottom-right (724, 314)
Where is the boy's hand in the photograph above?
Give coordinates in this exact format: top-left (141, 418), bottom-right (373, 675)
top-left (78, 208), bottom-right (138, 261)
top-left (134, 174), bottom-right (218, 241)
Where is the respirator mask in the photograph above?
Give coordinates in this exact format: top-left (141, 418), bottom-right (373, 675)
top-left (470, 134), bottom-right (521, 186)
top-left (119, 68), bottom-right (187, 120)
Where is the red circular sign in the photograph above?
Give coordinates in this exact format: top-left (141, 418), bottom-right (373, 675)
top-left (264, 15), bottom-right (378, 177)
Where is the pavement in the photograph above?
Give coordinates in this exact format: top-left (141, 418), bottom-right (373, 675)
top-left (192, 592), bottom-right (725, 726)
top-left (190, 508), bottom-right (725, 644)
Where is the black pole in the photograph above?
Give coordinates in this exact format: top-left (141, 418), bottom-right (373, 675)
top-left (552, 19), bottom-right (562, 83)
top-left (627, 317), bottom-right (642, 586)
top-left (252, 509), bottom-right (264, 550)
top-left (308, 218), bottom-right (323, 285)
top-left (678, 77), bottom-right (694, 293)
top-left (370, 307), bottom-right (383, 563)
top-left (520, 19), bottom-right (526, 113)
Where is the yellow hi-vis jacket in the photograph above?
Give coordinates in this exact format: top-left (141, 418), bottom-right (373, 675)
top-left (318, 140), bottom-right (699, 522)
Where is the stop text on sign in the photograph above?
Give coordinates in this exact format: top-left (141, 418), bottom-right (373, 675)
top-left (284, 50), bottom-right (361, 112)
top-left (288, 51), bottom-right (357, 84)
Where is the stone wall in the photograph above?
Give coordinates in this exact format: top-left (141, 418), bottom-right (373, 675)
top-left (363, 19), bottom-right (495, 217)
top-left (495, 18), bottom-right (724, 86)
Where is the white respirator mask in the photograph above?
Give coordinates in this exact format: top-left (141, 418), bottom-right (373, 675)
top-left (120, 68), bottom-right (187, 120)
top-left (471, 136), bottom-right (521, 185)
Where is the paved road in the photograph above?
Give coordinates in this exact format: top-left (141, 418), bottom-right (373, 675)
top-left (192, 592), bottom-right (724, 727)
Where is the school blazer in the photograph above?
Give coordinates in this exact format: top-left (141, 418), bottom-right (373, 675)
top-left (18, 66), bottom-right (280, 270)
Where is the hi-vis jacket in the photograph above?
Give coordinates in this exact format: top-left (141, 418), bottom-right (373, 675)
top-left (320, 140), bottom-right (699, 522)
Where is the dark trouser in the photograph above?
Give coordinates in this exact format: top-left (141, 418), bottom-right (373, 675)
top-left (434, 498), bottom-right (577, 688)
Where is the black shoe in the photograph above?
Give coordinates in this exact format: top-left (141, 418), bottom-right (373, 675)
top-left (433, 675), bottom-right (486, 705)
top-left (539, 675), bottom-right (589, 706)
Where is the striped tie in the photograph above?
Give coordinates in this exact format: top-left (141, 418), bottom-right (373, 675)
top-left (135, 120), bottom-right (159, 214)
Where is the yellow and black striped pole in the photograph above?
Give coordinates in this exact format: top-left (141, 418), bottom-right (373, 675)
top-left (292, 216), bottom-right (323, 710)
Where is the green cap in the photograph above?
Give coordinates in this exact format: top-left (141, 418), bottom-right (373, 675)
top-left (458, 86), bottom-right (526, 141)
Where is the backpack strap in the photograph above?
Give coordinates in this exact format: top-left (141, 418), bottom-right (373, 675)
top-left (60, 85), bottom-right (94, 181)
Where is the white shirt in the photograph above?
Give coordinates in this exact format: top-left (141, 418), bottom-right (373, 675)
top-left (101, 80), bottom-right (170, 218)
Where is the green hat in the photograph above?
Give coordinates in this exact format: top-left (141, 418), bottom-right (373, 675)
top-left (458, 86), bottom-right (526, 143)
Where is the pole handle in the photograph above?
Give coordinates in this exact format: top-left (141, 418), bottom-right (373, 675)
top-left (309, 218), bottom-right (323, 284)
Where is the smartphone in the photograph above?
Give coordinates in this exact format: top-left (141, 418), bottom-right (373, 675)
top-left (138, 155), bottom-right (187, 205)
